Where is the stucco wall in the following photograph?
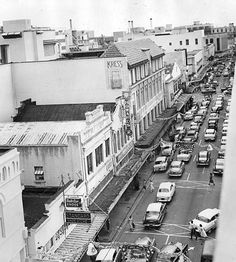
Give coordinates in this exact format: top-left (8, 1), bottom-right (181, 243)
top-left (12, 57), bottom-right (128, 107)
top-left (0, 64), bottom-right (16, 121)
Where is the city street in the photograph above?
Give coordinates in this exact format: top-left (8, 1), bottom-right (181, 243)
top-left (95, 73), bottom-right (230, 262)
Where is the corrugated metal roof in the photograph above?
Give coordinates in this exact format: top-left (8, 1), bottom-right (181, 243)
top-left (102, 38), bottom-right (164, 66)
top-left (0, 122), bottom-right (85, 146)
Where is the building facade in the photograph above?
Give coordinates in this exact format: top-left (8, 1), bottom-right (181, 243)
top-left (0, 148), bottom-right (27, 262)
top-left (204, 33), bottom-right (229, 53)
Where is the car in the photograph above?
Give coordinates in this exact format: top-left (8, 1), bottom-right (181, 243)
top-left (204, 129), bottom-right (217, 141)
top-left (197, 151), bottom-right (211, 166)
top-left (211, 106), bottom-right (220, 113)
top-left (183, 111), bottom-right (194, 121)
top-left (175, 126), bottom-right (187, 138)
top-left (153, 156), bottom-right (170, 172)
top-left (183, 130), bottom-right (198, 142)
top-left (201, 100), bottom-right (210, 107)
top-left (191, 208), bottom-right (220, 233)
top-left (190, 105), bottom-right (198, 114)
top-left (209, 112), bottom-right (219, 121)
top-left (161, 142), bottom-right (175, 156)
top-left (199, 105), bottom-right (208, 112)
top-left (156, 242), bottom-right (189, 262)
top-left (223, 119), bottom-right (229, 127)
top-left (213, 158), bottom-right (224, 175)
top-left (143, 202), bottom-right (167, 228)
top-left (156, 182), bottom-right (176, 202)
top-left (221, 136), bottom-right (227, 146)
top-left (202, 87), bottom-right (216, 94)
top-left (214, 101), bottom-right (223, 110)
top-left (225, 112), bottom-right (230, 119)
top-left (96, 248), bottom-right (122, 262)
top-left (222, 126), bottom-right (228, 136)
top-left (223, 70), bottom-right (229, 77)
top-left (121, 239), bottom-right (157, 262)
top-left (208, 119), bottom-right (218, 130)
top-left (193, 115), bottom-right (204, 125)
top-left (176, 149), bottom-right (192, 162)
top-left (226, 105), bottom-right (230, 113)
top-left (168, 160), bottom-right (185, 177)
top-left (211, 80), bottom-right (218, 87)
top-left (189, 122), bottom-right (201, 132)
top-left (196, 109), bottom-right (206, 119)
top-left (218, 145), bottom-right (226, 159)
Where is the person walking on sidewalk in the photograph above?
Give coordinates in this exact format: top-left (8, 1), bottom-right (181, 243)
top-left (189, 221), bottom-right (196, 240)
top-left (128, 215), bottom-right (135, 231)
top-left (149, 180), bottom-right (154, 192)
top-left (209, 172), bottom-right (215, 186)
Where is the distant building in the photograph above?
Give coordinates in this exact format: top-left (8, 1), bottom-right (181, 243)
top-left (113, 31), bottom-right (126, 42)
top-left (0, 19), bottom-right (65, 63)
top-left (0, 148), bottom-right (27, 262)
top-left (187, 49), bottom-right (204, 77)
top-left (204, 33), bottom-right (229, 53)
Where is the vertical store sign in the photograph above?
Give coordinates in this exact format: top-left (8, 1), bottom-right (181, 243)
top-left (122, 91), bottom-right (132, 136)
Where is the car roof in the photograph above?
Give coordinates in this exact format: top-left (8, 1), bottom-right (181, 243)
top-left (135, 236), bottom-right (152, 246)
top-left (216, 158), bottom-right (224, 164)
top-left (171, 160), bottom-right (181, 165)
top-left (155, 156), bottom-right (167, 161)
top-left (147, 202), bottom-right (163, 212)
top-left (198, 208), bottom-right (219, 219)
top-left (96, 248), bottom-right (117, 261)
top-left (206, 129), bottom-right (215, 132)
top-left (199, 151), bottom-right (208, 156)
top-left (159, 182), bottom-right (174, 189)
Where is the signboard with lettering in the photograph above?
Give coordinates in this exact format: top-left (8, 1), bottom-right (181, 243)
top-left (106, 58), bottom-right (126, 89)
top-left (122, 91), bottom-right (132, 136)
top-left (65, 210), bottom-right (92, 223)
top-left (65, 197), bottom-right (82, 208)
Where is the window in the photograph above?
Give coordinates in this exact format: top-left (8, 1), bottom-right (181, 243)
top-left (210, 38), bottom-right (214, 44)
top-left (206, 39), bottom-right (209, 44)
top-left (180, 40), bottom-right (182, 45)
top-left (186, 39), bottom-right (189, 45)
top-left (169, 42), bottom-right (172, 46)
top-left (136, 90), bottom-right (141, 109)
top-left (105, 138), bottom-right (110, 157)
top-left (43, 44), bottom-right (55, 56)
top-left (34, 166), bottom-right (44, 181)
top-left (86, 153), bottom-right (93, 174)
top-left (95, 144), bottom-right (103, 166)
top-left (195, 38), bottom-right (198, 45)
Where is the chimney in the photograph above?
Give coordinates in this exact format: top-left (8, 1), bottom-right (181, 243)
top-left (150, 18), bottom-right (153, 29)
top-left (131, 20), bottom-right (134, 32)
top-left (128, 20), bottom-right (131, 34)
top-left (69, 19), bottom-right (73, 30)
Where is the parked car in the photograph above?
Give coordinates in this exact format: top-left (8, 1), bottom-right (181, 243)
top-left (196, 109), bottom-right (206, 119)
top-left (221, 136), bottom-right (227, 146)
top-left (190, 105), bottom-right (199, 114)
top-left (176, 149), bottom-right (192, 163)
top-left (156, 182), bottom-right (176, 202)
top-left (156, 242), bottom-right (189, 262)
top-left (175, 126), bottom-right (187, 139)
top-left (168, 160), bottom-right (185, 177)
top-left (201, 100), bottom-right (210, 107)
top-left (226, 105), bottom-right (230, 113)
top-left (214, 101), bottom-right (223, 110)
top-left (143, 202), bottom-right (167, 228)
top-left (183, 130), bottom-right (198, 142)
top-left (209, 112), bottom-right (219, 121)
top-left (211, 106), bottom-right (220, 113)
top-left (208, 119), bottom-right (218, 130)
top-left (190, 122), bottom-right (201, 132)
top-left (197, 151), bottom-right (211, 166)
top-left (191, 208), bottom-right (220, 233)
top-left (193, 115), bottom-right (204, 125)
top-left (161, 142), bottom-right (175, 156)
top-left (153, 156), bottom-right (170, 172)
top-left (223, 119), bottom-right (229, 127)
top-left (183, 111), bottom-right (194, 121)
top-left (96, 248), bottom-right (122, 262)
top-left (218, 145), bottom-right (226, 159)
top-left (204, 129), bottom-right (217, 141)
top-left (222, 126), bottom-right (228, 136)
top-left (213, 158), bottom-right (224, 175)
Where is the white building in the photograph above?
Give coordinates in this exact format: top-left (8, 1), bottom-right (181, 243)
top-left (0, 19), bottom-right (65, 63)
top-left (0, 148), bottom-right (27, 262)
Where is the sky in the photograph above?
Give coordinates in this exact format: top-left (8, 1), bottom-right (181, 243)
top-left (0, 0), bottom-right (236, 36)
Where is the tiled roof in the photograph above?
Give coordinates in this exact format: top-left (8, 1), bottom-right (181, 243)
top-left (14, 102), bottom-right (116, 122)
top-left (102, 38), bottom-right (164, 66)
top-left (0, 121), bottom-right (86, 146)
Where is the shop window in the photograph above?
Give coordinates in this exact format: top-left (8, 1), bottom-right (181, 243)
top-left (206, 39), bottom-right (209, 44)
top-left (186, 39), bottom-right (189, 45)
top-left (105, 138), bottom-right (110, 157)
top-left (95, 144), bottom-right (103, 166)
top-left (86, 153), bottom-right (93, 174)
top-left (34, 166), bottom-right (44, 181)
top-left (195, 38), bottom-right (198, 45)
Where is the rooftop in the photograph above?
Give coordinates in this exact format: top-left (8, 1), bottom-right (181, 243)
top-left (0, 148), bottom-right (11, 156)
top-left (187, 49), bottom-right (202, 56)
top-left (101, 38), bottom-right (164, 67)
top-left (14, 100), bottom-right (116, 122)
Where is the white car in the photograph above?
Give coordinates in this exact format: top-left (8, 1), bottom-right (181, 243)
top-left (184, 111), bottom-right (194, 120)
top-left (204, 128), bottom-right (217, 141)
top-left (213, 158), bottom-right (224, 175)
top-left (222, 126), bottom-right (228, 136)
top-left (221, 136), bottom-right (227, 145)
top-left (96, 248), bottom-right (121, 262)
top-left (192, 208), bottom-right (220, 233)
top-left (176, 149), bottom-right (191, 162)
top-left (153, 156), bottom-right (169, 172)
top-left (156, 182), bottom-right (176, 202)
top-left (168, 160), bottom-right (185, 177)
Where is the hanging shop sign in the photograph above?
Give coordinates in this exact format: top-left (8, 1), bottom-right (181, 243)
top-left (65, 196), bottom-right (83, 208)
top-left (122, 91), bottom-right (132, 136)
top-left (65, 210), bottom-right (91, 223)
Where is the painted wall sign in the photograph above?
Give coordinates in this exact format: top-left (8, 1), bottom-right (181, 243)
top-left (65, 210), bottom-right (91, 223)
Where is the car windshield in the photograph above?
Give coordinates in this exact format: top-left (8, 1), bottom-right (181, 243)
top-left (196, 215), bottom-right (210, 223)
top-left (126, 247), bottom-right (146, 259)
top-left (155, 160), bottom-right (164, 165)
top-left (159, 188), bottom-right (169, 193)
top-left (146, 211), bottom-right (160, 218)
top-left (206, 130), bottom-right (214, 134)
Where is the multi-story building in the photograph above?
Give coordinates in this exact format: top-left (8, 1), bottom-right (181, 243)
top-left (0, 148), bottom-right (27, 262)
top-left (0, 19), bottom-right (65, 63)
top-left (204, 33), bottom-right (229, 53)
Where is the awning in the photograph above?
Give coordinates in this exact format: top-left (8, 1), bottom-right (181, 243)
top-left (2, 32), bottom-right (22, 39)
top-left (175, 94), bottom-right (192, 111)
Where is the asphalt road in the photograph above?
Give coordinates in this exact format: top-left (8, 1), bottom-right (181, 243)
top-left (102, 75), bottom-right (229, 262)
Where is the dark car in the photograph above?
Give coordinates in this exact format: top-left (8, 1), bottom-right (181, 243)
top-left (197, 151), bottom-right (211, 166)
top-left (208, 120), bottom-right (218, 130)
top-left (156, 242), bottom-right (189, 262)
top-left (143, 202), bottom-right (167, 229)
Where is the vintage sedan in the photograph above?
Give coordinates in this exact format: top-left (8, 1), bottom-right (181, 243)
top-left (183, 111), bottom-right (194, 121)
top-left (197, 151), bottom-right (211, 167)
top-left (143, 202), bottom-right (167, 229)
top-left (156, 242), bottom-right (189, 262)
top-left (213, 158), bottom-right (224, 175)
top-left (176, 149), bottom-right (191, 163)
top-left (96, 248), bottom-right (122, 262)
top-left (209, 112), bottom-right (219, 121)
top-left (156, 182), bottom-right (176, 202)
top-left (208, 119), bottom-right (218, 130)
top-left (191, 208), bottom-right (220, 233)
top-left (168, 160), bottom-right (185, 177)
top-left (204, 128), bottom-right (217, 141)
top-left (190, 122), bottom-right (201, 132)
top-left (183, 130), bottom-right (198, 142)
top-left (193, 115), bottom-right (204, 125)
top-left (153, 156), bottom-right (170, 172)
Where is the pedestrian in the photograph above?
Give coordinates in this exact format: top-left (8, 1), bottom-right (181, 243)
top-left (199, 224), bottom-right (207, 238)
top-left (189, 221), bottom-right (195, 239)
top-left (149, 180), bottom-right (154, 192)
top-left (128, 215), bottom-right (135, 231)
top-left (194, 226), bottom-right (200, 240)
top-left (209, 172), bottom-right (215, 186)
top-left (143, 179), bottom-right (147, 190)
